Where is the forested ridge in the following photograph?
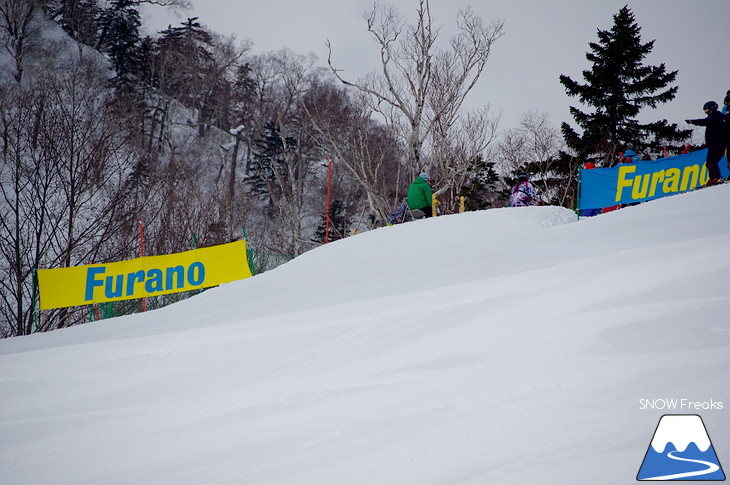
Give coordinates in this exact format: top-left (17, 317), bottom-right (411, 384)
top-left (0, 1), bottom-right (689, 336)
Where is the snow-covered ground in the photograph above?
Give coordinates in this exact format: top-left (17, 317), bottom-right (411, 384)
top-left (1, 186), bottom-right (729, 484)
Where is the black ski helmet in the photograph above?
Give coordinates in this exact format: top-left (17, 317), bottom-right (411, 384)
top-left (516, 172), bottom-right (529, 182)
top-left (703, 101), bottom-right (718, 112)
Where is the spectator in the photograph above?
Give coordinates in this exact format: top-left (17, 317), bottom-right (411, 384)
top-left (724, 91), bottom-right (730, 168)
top-left (686, 101), bottom-right (727, 186)
top-left (509, 173), bottom-right (537, 207)
top-left (622, 149), bottom-right (641, 164)
top-left (407, 172), bottom-right (433, 218)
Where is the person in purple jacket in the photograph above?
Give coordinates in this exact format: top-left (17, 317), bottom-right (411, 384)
top-left (686, 101), bottom-right (727, 186)
top-left (509, 173), bottom-right (537, 207)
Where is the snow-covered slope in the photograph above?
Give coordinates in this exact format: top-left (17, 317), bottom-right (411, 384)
top-left (1, 186), bottom-right (729, 484)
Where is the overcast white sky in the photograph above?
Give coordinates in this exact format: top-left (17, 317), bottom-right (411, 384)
top-left (142, 0), bottom-right (730, 133)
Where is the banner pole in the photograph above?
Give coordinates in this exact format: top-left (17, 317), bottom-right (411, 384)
top-left (242, 225), bottom-right (256, 276)
top-left (325, 157), bottom-right (333, 244)
top-left (31, 269), bottom-right (39, 333)
top-left (576, 167), bottom-right (581, 216)
top-left (139, 220), bottom-right (147, 312)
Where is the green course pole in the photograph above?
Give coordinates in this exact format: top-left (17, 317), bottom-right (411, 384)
top-left (575, 167), bottom-right (582, 219)
top-left (31, 269), bottom-right (39, 332)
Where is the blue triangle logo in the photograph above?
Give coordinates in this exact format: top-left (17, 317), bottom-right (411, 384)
top-left (637, 414), bottom-right (725, 481)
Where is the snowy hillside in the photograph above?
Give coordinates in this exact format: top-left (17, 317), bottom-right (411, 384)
top-left (1, 186), bottom-right (729, 484)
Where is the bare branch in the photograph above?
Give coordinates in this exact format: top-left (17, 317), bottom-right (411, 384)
top-left (327, 0), bottom-right (504, 202)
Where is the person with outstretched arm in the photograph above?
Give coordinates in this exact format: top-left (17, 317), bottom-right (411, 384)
top-left (686, 101), bottom-right (727, 186)
top-left (723, 91), bottom-right (730, 167)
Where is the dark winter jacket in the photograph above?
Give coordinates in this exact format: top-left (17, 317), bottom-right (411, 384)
top-left (688, 111), bottom-right (727, 148)
top-left (407, 177), bottom-right (432, 211)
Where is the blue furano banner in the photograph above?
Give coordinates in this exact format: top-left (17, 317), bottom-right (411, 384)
top-left (579, 149), bottom-right (729, 210)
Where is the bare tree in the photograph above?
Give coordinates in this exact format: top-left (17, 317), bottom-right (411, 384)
top-left (430, 106), bottom-right (500, 212)
top-left (301, 79), bottom-right (406, 223)
top-left (246, 50), bottom-right (322, 255)
top-left (124, 0), bottom-right (191, 11)
top-left (125, 0), bottom-right (191, 9)
top-left (497, 111), bottom-right (565, 204)
top-left (328, 0), bottom-right (503, 197)
top-left (0, 0), bottom-right (50, 83)
top-left (0, 53), bottom-right (146, 335)
top-left (0, 76), bottom-right (39, 336)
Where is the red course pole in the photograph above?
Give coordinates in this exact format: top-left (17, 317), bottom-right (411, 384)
top-left (325, 157), bottom-right (333, 244)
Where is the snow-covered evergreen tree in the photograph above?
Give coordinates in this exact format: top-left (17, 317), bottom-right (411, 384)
top-left (97, 0), bottom-right (142, 86)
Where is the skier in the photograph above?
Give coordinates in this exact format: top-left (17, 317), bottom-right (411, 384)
top-left (387, 199), bottom-right (411, 225)
top-left (407, 172), bottom-right (433, 218)
top-left (724, 91), bottom-right (730, 168)
top-left (509, 173), bottom-right (537, 207)
top-left (686, 101), bottom-right (727, 186)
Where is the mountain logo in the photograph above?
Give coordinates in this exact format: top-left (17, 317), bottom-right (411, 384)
top-left (637, 414), bottom-right (725, 481)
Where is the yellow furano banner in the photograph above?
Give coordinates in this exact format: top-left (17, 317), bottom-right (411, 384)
top-left (37, 241), bottom-right (252, 310)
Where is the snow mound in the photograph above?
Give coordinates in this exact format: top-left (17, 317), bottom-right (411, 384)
top-left (1, 187), bottom-right (729, 485)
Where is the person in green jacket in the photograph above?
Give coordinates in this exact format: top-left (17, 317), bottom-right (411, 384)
top-left (407, 172), bottom-right (433, 218)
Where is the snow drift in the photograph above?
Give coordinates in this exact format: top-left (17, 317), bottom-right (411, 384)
top-left (1, 186), bottom-right (729, 484)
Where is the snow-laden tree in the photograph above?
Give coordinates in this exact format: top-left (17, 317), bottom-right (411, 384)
top-left (246, 50), bottom-right (324, 255)
top-left (96, 0), bottom-right (143, 86)
top-left (0, 0), bottom-right (49, 83)
top-left (47, 0), bottom-right (100, 50)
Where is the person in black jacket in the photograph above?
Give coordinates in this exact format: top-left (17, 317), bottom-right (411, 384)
top-left (686, 101), bottom-right (727, 185)
top-left (722, 90), bottom-right (730, 163)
